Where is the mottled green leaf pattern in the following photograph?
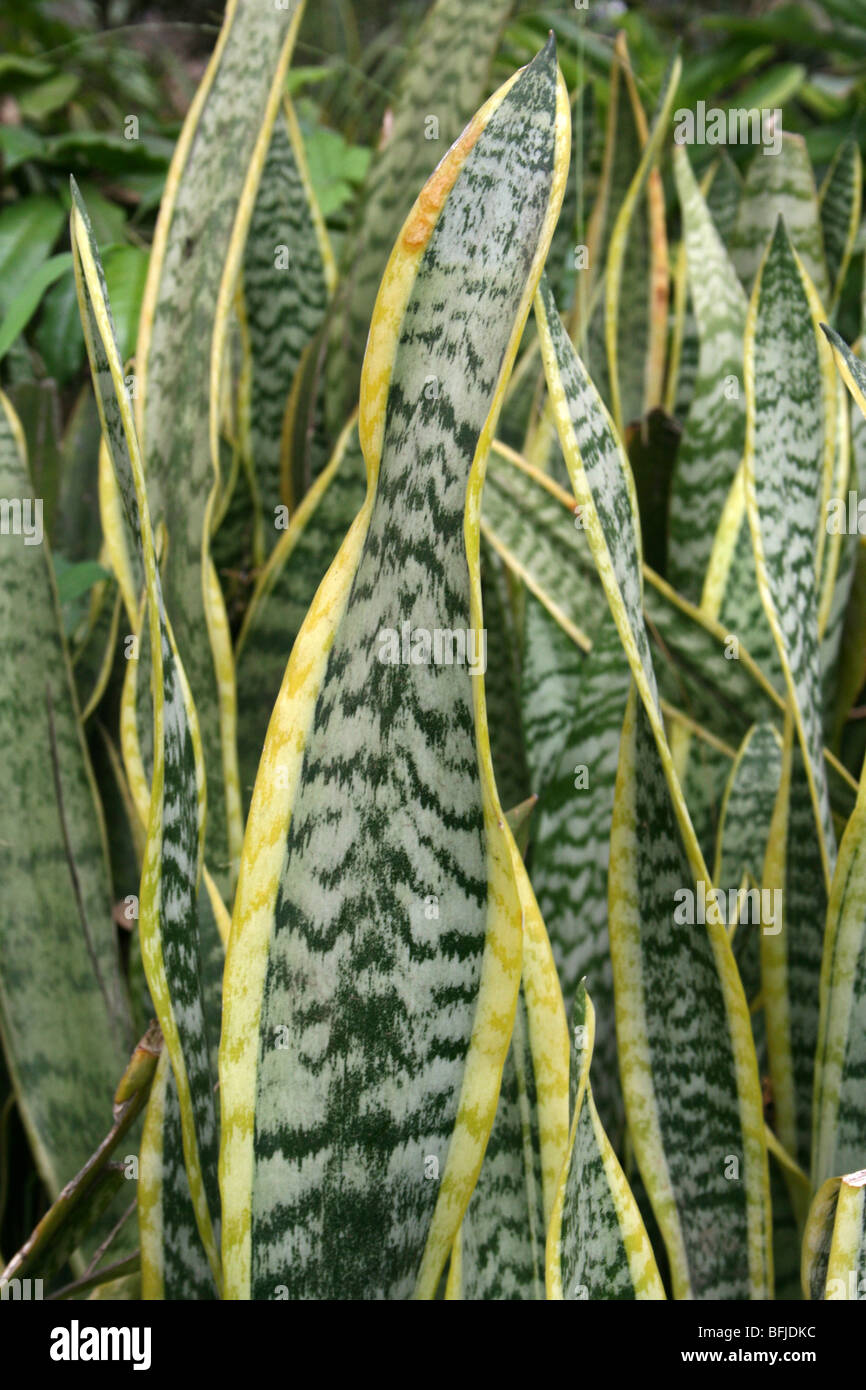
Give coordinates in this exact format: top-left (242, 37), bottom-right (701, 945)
top-left (323, 0), bottom-right (516, 436)
top-left (731, 133), bottom-right (830, 304)
top-left (72, 187), bottom-right (222, 1289)
top-left (220, 41), bottom-right (570, 1302)
top-left (137, 0), bottom-right (306, 895)
top-left (668, 146), bottom-right (747, 602)
top-left (0, 388), bottom-right (133, 1211)
top-left (243, 99), bottom-right (333, 536)
top-left (547, 982), bottom-right (664, 1301)
top-left (745, 219), bottom-right (836, 888)
top-left (609, 688), bottom-right (771, 1299)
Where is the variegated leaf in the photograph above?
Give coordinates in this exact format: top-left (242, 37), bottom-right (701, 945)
top-left (814, 746), bottom-right (866, 1186)
top-left (535, 273), bottom-right (771, 1299)
top-left (609, 687), bottom-right (771, 1299)
top-left (0, 388), bottom-right (133, 1225)
top-left (323, 0), bottom-right (516, 438)
top-left (546, 982), bottom-right (664, 1301)
top-left (234, 419), bottom-right (366, 812)
top-left (761, 717), bottom-right (827, 1181)
top-left (667, 145), bottom-right (748, 602)
top-left (72, 187), bottom-right (223, 1292)
top-left (136, 0), bottom-right (307, 897)
top-left (219, 40), bottom-right (571, 1301)
top-left (731, 133), bottom-right (830, 305)
top-left (243, 96), bottom-right (335, 531)
top-left (530, 612), bottom-right (630, 1142)
top-left (714, 722), bottom-right (784, 1058)
top-left (604, 51), bottom-right (681, 438)
top-left (744, 218), bottom-right (836, 890)
top-left (819, 139), bottom-right (862, 314)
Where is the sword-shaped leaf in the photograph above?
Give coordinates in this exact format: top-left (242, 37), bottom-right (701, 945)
top-left (610, 687), bottom-right (771, 1298)
top-left (731, 133), bottom-right (830, 304)
top-left (667, 145), bottom-right (748, 602)
top-left (714, 722), bottom-right (784, 1045)
top-left (219, 40), bottom-right (571, 1302)
top-left (450, 989), bottom-right (543, 1300)
top-left (819, 139), bottom-right (861, 315)
top-left (322, 0), bottom-right (517, 438)
top-left (604, 52), bottom-right (681, 438)
top-left (481, 443), bottom-right (606, 650)
top-left (243, 96), bottom-right (335, 535)
top-left (0, 388), bottom-right (133, 1221)
top-left (71, 187), bottom-right (222, 1292)
top-left (814, 748), bottom-right (866, 1186)
top-left (135, 0), bottom-right (307, 897)
top-left (744, 217), bottom-right (837, 891)
top-left (534, 274), bottom-right (771, 1299)
top-left (761, 715), bottom-right (827, 1180)
top-left (138, 1053), bottom-right (217, 1299)
top-left (546, 982), bottom-right (665, 1301)
top-left (530, 612), bottom-right (631, 1142)
top-left (520, 596), bottom-right (584, 798)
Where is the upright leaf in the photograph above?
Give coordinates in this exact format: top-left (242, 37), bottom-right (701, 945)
top-left (135, 0), bottom-right (308, 897)
top-left (323, 0), bottom-right (516, 437)
top-left (219, 41), bottom-right (571, 1301)
top-left (730, 133), bottom-right (830, 305)
top-left (546, 982), bottom-right (665, 1301)
top-left (0, 389), bottom-right (133, 1218)
top-left (667, 145), bottom-right (748, 602)
top-left (72, 189), bottom-right (223, 1292)
top-left (744, 218), bottom-right (837, 890)
top-left (242, 97), bottom-right (335, 533)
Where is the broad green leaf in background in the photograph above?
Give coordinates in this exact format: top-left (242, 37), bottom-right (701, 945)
top-left (802, 1169), bottom-right (866, 1299)
top-left (219, 40), bottom-right (571, 1302)
top-left (135, 0), bottom-right (309, 900)
top-left (0, 253), bottom-right (73, 363)
top-left (242, 96), bottom-right (335, 536)
top-left (546, 983), bottom-right (664, 1301)
top-left (730, 132), bottom-right (830, 305)
top-left (322, 0), bottom-right (517, 438)
top-left (0, 195), bottom-right (65, 316)
top-left (0, 389), bottom-right (133, 1238)
top-left (744, 218), bottom-right (837, 891)
top-left (72, 189), bottom-right (223, 1293)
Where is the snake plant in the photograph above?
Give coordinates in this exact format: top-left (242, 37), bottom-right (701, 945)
top-left (3, 0), bottom-right (866, 1304)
